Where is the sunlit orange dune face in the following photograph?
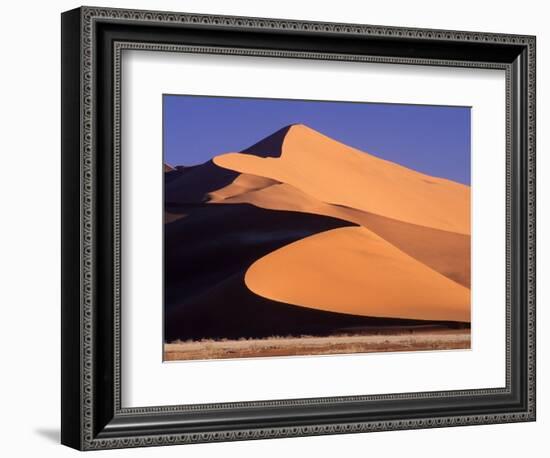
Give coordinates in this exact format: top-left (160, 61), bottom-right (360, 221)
top-left (245, 226), bottom-right (470, 323)
top-left (213, 124), bottom-right (470, 235)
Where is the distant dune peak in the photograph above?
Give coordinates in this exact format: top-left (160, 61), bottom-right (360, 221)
top-left (212, 124), bottom-right (470, 234)
top-left (285, 122), bottom-right (330, 138)
top-left (240, 124), bottom-right (293, 158)
top-left (239, 123), bottom-right (338, 160)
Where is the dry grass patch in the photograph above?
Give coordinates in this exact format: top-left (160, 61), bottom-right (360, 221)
top-left (164, 328), bottom-right (470, 361)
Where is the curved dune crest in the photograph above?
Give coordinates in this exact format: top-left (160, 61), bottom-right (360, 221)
top-left (245, 226), bottom-right (470, 323)
top-left (211, 180), bottom-right (470, 288)
top-left (208, 173), bottom-right (279, 202)
top-left (213, 124), bottom-right (470, 234)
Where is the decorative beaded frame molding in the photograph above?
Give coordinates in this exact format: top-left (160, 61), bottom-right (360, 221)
top-left (62, 5), bottom-right (536, 450)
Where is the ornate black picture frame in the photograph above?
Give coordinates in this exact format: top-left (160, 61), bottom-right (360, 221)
top-left (61, 6), bottom-right (536, 450)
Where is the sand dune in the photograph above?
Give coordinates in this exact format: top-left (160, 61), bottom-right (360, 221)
top-left (164, 123), bottom-right (471, 341)
top-left (163, 203), bottom-right (395, 341)
top-left (163, 203), bottom-right (462, 341)
top-left (214, 124), bottom-right (470, 234)
top-left (164, 202), bottom-right (354, 313)
top-left (245, 226), bottom-right (470, 323)
top-left (164, 259), bottom-right (451, 342)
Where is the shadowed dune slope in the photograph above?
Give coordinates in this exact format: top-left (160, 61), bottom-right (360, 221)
top-left (214, 124), bottom-right (470, 234)
top-left (240, 125), bottom-right (292, 158)
top-left (164, 125), bottom-right (291, 205)
top-left (164, 202), bottom-right (354, 311)
top-left (164, 203), bottom-right (439, 340)
top-left (165, 267), bottom-right (463, 342)
top-left (165, 160), bottom-right (239, 204)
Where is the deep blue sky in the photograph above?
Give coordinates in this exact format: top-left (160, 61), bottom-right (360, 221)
top-left (163, 95), bottom-right (471, 185)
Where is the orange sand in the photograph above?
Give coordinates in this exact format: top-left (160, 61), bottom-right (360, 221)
top-left (245, 227), bottom-right (470, 322)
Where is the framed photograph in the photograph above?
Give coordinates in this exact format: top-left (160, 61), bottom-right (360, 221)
top-left (162, 95), bottom-right (472, 361)
top-left (61, 6), bottom-right (536, 450)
